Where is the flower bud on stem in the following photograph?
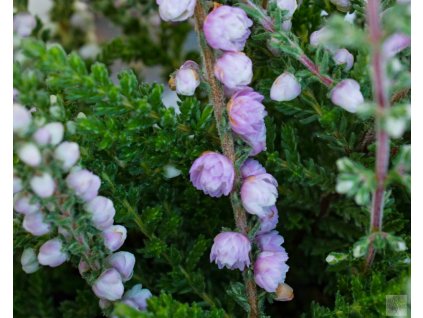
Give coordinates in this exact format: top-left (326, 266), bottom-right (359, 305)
top-left (193, 1), bottom-right (259, 316)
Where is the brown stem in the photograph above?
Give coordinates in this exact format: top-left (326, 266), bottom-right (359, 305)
top-left (193, 2), bottom-right (259, 317)
top-left (364, 0), bottom-right (391, 270)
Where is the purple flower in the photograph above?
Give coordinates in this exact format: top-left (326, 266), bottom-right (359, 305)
top-left (33, 122), bottom-right (64, 146)
top-left (241, 159), bottom-right (266, 179)
top-left (66, 169), bottom-right (101, 202)
top-left (30, 172), bottom-right (56, 198)
top-left (227, 88), bottom-right (267, 155)
top-left (156, 0), bottom-right (196, 22)
top-left (256, 230), bottom-right (287, 254)
top-left (214, 52), bottom-right (253, 90)
top-left (54, 142), bottom-right (80, 170)
top-left (270, 72), bottom-right (301, 102)
top-left (14, 176), bottom-right (23, 194)
top-left (13, 13), bottom-right (36, 37)
top-left (92, 268), bottom-right (124, 301)
top-left (254, 251), bottom-right (289, 292)
top-left (107, 251), bottom-right (135, 282)
top-left (13, 104), bottom-right (31, 134)
top-left (204, 5), bottom-right (253, 52)
top-left (241, 174), bottom-right (278, 218)
top-left (14, 193), bottom-right (40, 215)
top-left (18, 143), bottom-right (42, 167)
top-left (189, 152), bottom-right (235, 197)
top-left (275, 0), bottom-right (298, 19)
top-left (330, 79), bottom-right (364, 113)
top-left (257, 206), bottom-right (279, 234)
top-left (333, 49), bottom-right (354, 71)
top-left (383, 33), bottom-right (411, 59)
top-left (103, 225), bottom-right (127, 251)
top-left (21, 248), bottom-right (40, 274)
top-left (173, 61), bottom-right (200, 96)
top-left (23, 212), bottom-right (51, 236)
top-left (38, 238), bottom-right (69, 267)
top-left (123, 284), bottom-right (153, 311)
top-left (85, 196), bottom-right (116, 230)
top-left (210, 232), bottom-right (251, 271)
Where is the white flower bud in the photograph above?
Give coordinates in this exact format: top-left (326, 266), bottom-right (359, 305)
top-left (270, 72), bottom-right (301, 102)
top-left (330, 0), bottom-right (351, 12)
top-left (38, 238), bottom-right (69, 267)
top-left (275, 0), bottom-right (298, 19)
top-left (23, 212), bottom-right (51, 236)
top-left (85, 196), bottom-right (116, 230)
top-left (214, 52), bottom-right (253, 91)
top-left (333, 49), bottom-right (354, 71)
top-left (17, 143), bottom-right (42, 167)
top-left (107, 251), bottom-right (136, 282)
top-left (33, 122), bottom-right (64, 146)
top-left (66, 169), bottom-right (101, 202)
top-left (330, 79), bottom-right (364, 113)
top-left (13, 104), bottom-right (32, 134)
top-left (14, 193), bottom-right (40, 215)
top-left (30, 173), bottom-right (55, 198)
top-left (281, 20), bottom-right (292, 31)
top-left (54, 142), bottom-right (80, 170)
top-left (173, 61), bottom-right (200, 96)
top-left (92, 268), bottom-right (124, 301)
top-left (156, 0), bottom-right (196, 22)
top-left (21, 248), bottom-right (40, 274)
top-left (103, 225), bottom-right (127, 252)
top-left (13, 13), bottom-right (36, 37)
top-left (14, 176), bottom-right (23, 194)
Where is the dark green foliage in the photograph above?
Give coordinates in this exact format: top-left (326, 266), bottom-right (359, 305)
top-left (14, 0), bottom-right (410, 317)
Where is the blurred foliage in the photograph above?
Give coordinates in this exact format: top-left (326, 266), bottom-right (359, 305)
top-left (13, 0), bottom-right (410, 317)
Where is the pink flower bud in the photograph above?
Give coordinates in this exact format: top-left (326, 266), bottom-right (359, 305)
top-left (241, 159), bottom-right (266, 179)
top-left (14, 176), bottom-right (23, 194)
top-left (66, 169), bottom-right (101, 202)
top-left (14, 104), bottom-right (31, 134)
top-left (33, 122), bottom-right (64, 146)
top-left (103, 225), bottom-right (127, 252)
top-left (383, 33), bottom-right (411, 59)
top-left (254, 251), bottom-right (289, 292)
top-left (54, 142), bottom-right (80, 170)
top-left (38, 238), bottom-right (69, 267)
top-left (123, 284), bottom-right (153, 311)
top-left (30, 173), bottom-right (55, 198)
top-left (21, 248), bottom-right (40, 274)
top-left (270, 72), bottom-right (301, 101)
top-left (310, 27), bottom-right (331, 48)
top-left (275, 0), bottom-right (298, 19)
top-left (18, 143), bottom-right (42, 167)
top-left (210, 232), bottom-right (251, 271)
top-left (78, 260), bottom-right (90, 275)
top-left (92, 268), bottom-right (124, 301)
top-left (330, 79), bottom-right (364, 113)
top-left (14, 193), bottom-right (40, 215)
top-left (256, 230), bottom-right (287, 254)
top-left (214, 52), bottom-right (253, 90)
top-left (204, 5), bottom-right (253, 52)
top-left (174, 61), bottom-right (200, 96)
top-left (156, 0), bottom-right (196, 22)
top-left (107, 251), bottom-right (135, 282)
top-left (333, 49), bottom-right (354, 71)
top-left (85, 196), bottom-right (116, 230)
top-left (189, 152), bottom-right (235, 197)
top-left (241, 174), bottom-right (278, 218)
top-left (281, 20), bottom-right (292, 31)
top-left (227, 88), bottom-right (267, 155)
top-left (13, 13), bottom-right (36, 37)
top-left (23, 211), bottom-right (51, 236)
top-left (257, 206), bottom-right (279, 234)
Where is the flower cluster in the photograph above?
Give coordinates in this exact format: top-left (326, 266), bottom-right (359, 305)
top-left (13, 103), bottom-right (151, 314)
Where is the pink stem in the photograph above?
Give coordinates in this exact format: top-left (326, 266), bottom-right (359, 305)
top-left (365, 0), bottom-right (391, 270)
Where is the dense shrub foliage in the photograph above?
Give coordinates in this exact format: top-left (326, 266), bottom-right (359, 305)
top-left (13, 0), bottom-right (410, 317)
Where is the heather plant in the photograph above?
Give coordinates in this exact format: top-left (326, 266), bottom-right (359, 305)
top-left (13, 0), bottom-right (410, 317)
